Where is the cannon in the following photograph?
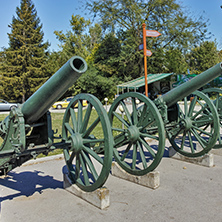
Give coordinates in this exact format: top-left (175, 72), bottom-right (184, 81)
top-left (107, 62), bottom-right (222, 176)
top-left (0, 56), bottom-right (88, 175)
top-left (1, 57), bottom-right (222, 193)
top-left (0, 56), bottom-right (115, 192)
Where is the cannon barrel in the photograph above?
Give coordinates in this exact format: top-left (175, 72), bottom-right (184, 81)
top-left (160, 62), bottom-right (222, 107)
top-left (21, 56), bottom-right (87, 123)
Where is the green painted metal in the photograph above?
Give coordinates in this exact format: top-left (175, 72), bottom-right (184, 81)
top-left (108, 92), bottom-right (165, 175)
top-left (0, 56), bottom-right (87, 175)
top-left (22, 56), bottom-right (87, 124)
top-left (159, 63), bottom-right (222, 107)
top-left (0, 106), bottom-right (27, 174)
top-left (166, 91), bottom-right (219, 157)
top-left (1, 56), bottom-right (222, 192)
top-left (203, 87), bottom-right (222, 149)
top-left (62, 93), bottom-right (113, 192)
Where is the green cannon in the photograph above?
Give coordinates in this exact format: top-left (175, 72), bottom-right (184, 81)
top-left (1, 57), bottom-right (222, 193)
top-left (57, 62), bottom-right (222, 192)
top-left (0, 55), bottom-right (115, 192)
top-left (0, 56), bottom-right (88, 174)
top-left (107, 62), bottom-right (222, 176)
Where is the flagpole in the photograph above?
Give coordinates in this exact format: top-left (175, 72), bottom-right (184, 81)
top-left (142, 23), bottom-right (148, 97)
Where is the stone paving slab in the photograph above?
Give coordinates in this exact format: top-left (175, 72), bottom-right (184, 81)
top-left (1, 151), bottom-right (222, 222)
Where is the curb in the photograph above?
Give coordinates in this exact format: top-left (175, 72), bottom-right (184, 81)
top-left (22, 154), bottom-right (64, 167)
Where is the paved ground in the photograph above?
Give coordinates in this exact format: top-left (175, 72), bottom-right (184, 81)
top-left (1, 146), bottom-right (222, 222)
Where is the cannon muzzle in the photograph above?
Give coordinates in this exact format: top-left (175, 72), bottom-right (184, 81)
top-left (21, 56), bottom-right (87, 123)
top-left (160, 62), bottom-right (222, 107)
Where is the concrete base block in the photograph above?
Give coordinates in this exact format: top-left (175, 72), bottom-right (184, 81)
top-left (111, 162), bottom-right (160, 189)
top-left (169, 146), bottom-right (214, 167)
top-left (63, 172), bottom-right (110, 210)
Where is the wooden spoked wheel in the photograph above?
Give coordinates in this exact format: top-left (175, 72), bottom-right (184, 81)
top-left (62, 94), bottom-right (113, 192)
top-left (203, 88), bottom-right (222, 149)
top-left (108, 92), bottom-right (165, 176)
top-left (167, 91), bottom-right (219, 157)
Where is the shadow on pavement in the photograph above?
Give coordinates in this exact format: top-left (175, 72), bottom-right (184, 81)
top-left (0, 170), bottom-right (63, 203)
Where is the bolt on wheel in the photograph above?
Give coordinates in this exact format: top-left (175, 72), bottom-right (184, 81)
top-left (108, 92), bottom-right (165, 176)
top-left (62, 94), bottom-right (113, 192)
top-left (167, 91), bottom-right (219, 157)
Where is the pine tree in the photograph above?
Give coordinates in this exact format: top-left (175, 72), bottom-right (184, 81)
top-left (0, 0), bottom-right (49, 103)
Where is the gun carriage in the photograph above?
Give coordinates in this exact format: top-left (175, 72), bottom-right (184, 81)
top-left (0, 56), bottom-right (222, 192)
top-left (107, 62), bottom-right (222, 176)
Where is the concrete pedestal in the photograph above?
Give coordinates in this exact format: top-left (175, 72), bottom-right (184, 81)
top-left (111, 162), bottom-right (160, 189)
top-left (169, 146), bottom-right (214, 167)
top-left (63, 172), bottom-right (110, 210)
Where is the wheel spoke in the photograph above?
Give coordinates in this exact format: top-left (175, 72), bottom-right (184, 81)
top-left (138, 141), bottom-right (147, 169)
top-left (64, 122), bottom-right (74, 135)
top-left (81, 150), bottom-right (98, 181)
top-left (180, 131), bottom-right (186, 151)
top-left (170, 127), bottom-right (183, 140)
top-left (77, 100), bottom-right (83, 132)
top-left (70, 108), bottom-right (77, 132)
top-left (83, 138), bottom-right (104, 144)
top-left (190, 128), bottom-right (207, 148)
top-left (140, 132), bottom-right (159, 141)
top-left (192, 125), bottom-right (212, 137)
top-left (120, 142), bottom-right (132, 161)
top-left (82, 117), bottom-right (100, 138)
top-left (112, 127), bottom-right (125, 132)
top-left (82, 145), bottom-right (104, 164)
top-left (215, 94), bottom-right (219, 109)
top-left (195, 118), bottom-right (213, 127)
top-left (138, 104), bottom-right (148, 126)
top-left (114, 133), bottom-right (129, 147)
top-left (120, 101), bottom-right (132, 125)
top-left (188, 96), bottom-right (197, 117)
top-left (67, 151), bottom-right (76, 164)
top-left (75, 155), bottom-right (80, 181)
top-left (132, 144), bottom-right (137, 169)
top-left (184, 97), bottom-right (188, 118)
top-left (138, 137), bottom-right (156, 158)
top-left (140, 119), bottom-right (155, 131)
top-left (188, 131), bottom-right (195, 153)
top-left (132, 97), bottom-right (138, 125)
top-left (218, 134), bottom-right (222, 144)
top-left (197, 101), bottom-right (211, 115)
top-left (80, 104), bottom-right (92, 133)
top-left (191, 104), bottom-right (207, 120)
top-left (79, 153), bottom-right (90, 186)
top-left (113, 111), bottom-right (130, 128)
top-left (64, 148), bottom-right (71, 163)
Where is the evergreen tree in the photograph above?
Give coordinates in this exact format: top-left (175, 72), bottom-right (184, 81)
top-left (0, 0), bottom-right (49, 103)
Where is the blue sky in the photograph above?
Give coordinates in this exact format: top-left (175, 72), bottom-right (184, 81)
top-left (0, 0), bottom-right (221, 51)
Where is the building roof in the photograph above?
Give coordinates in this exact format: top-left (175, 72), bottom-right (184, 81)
top-left (117, 73), bottom-right (174, 90)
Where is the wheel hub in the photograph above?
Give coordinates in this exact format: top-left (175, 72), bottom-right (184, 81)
top-left (70, 133), bottom-right (83, 153)
top-left (182, 117), bottom-right (193, 130)
top-left (127, 125), bottom-right (140, 143)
